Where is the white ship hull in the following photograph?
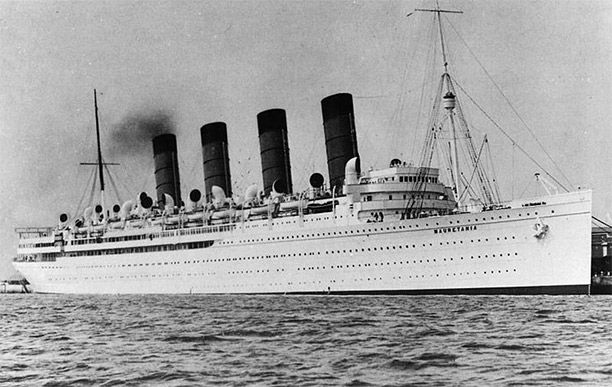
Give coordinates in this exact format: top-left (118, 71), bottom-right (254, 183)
top-left (14, 191), bottom-right (592, 295)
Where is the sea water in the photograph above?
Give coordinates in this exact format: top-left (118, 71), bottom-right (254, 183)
top-left (1, 294), bottom-right (611, 386)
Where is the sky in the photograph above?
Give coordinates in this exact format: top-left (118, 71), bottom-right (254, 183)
top-left (1, 0), bottom-right (611, 279)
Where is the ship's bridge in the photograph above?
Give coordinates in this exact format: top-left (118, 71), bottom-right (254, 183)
top-left (361, 165), bottom-right (440, 185)
top-left (344, 162), bottom-right (457, 221)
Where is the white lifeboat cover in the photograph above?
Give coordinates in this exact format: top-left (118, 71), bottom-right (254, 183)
top-left (120, 200), bottom-right (134, 220)
top-left (345, 156), bottom-right (360, 185)
top-left (271, 179), bottom-right (284, 198)
top-left (163, 193), bottom-right (175, 210)
top-left (211, 185), bottom-right (226, 202)
top-left (244, 184), bottom-right (258, 200)
top-left (83, 207), bottom-right (93, 220)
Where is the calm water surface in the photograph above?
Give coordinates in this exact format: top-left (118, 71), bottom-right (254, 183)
top-left (1, 295), bottom-right (611, 386)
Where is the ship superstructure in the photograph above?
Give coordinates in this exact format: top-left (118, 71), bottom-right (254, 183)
top-left (13, 6), bottom-right (593, 294)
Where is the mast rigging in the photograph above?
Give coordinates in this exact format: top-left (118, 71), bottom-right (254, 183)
top-left (94, 89), bottom-right (104, 191)
top-left (407, 4), bottom-right (502, 212)
top-left (78, 89), bottom-right (119, 216)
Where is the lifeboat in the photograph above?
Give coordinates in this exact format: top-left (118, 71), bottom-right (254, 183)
top-left (306, 200), bottom-right (337, 214)
top-left (186, 212), bottom-right (203, 222)
top-left (244, 205), bottom-right (268, 216)
top-left (91, 224), bottom-right (105, 233)
top-left (128, 219), bottom-right (145, 228)
top-left (211, 209), bottom-right (235, 220)
top-left (108, 220), bottom-right (123, 229)
top-left (164, 215), bottom-right (181, 225)
top-left (280, 200), bottom-right (302, 211)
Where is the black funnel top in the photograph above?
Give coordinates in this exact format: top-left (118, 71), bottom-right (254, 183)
top-left (200, 122), bottom-right (228, 145)
top-left (257, 108), bottom-right (293, 195)
top-left (321, 93), bottom-right (354, 122)
top-left (257, 109), bottom-right (286, 134)
top-left (152, 133), bottom-right (181, 205)
top-left (321, 93), bottom-right (359, 194)
top-left (200, 121), bottom-right (232, 199)
top-left (153, 133), bottom-right (177, 155)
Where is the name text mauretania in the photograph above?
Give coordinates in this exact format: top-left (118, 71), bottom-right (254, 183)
top-left (433, 225), bottom-right (477, 234)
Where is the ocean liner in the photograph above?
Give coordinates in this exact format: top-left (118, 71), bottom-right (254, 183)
top-left (13, 7), bottom-right (592, 294)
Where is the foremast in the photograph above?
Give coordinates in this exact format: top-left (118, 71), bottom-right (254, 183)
top-left (413, 5), bottom-right (499, 211)
top-left (94, 89), bottom-right (106, 212)
top-left (79, 90), bottom-right (118, 222)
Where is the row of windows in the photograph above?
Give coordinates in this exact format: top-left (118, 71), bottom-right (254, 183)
top-left (38, 234), bottom-right (517, 269)
top-left (225, 209), bottom-right (546, 246)
top-left (51, 241), bottom-right (214, 260)
top-left (46, 246), bottom-right (519, 272)
top-left (297, 252), bottom-right (519, 271)
top-left (70, 224), bottom-right (234, 244)
top-left (228, 268), bottom-right (285, 275)
top-left (364, 175), bottom-right (439, 184)
top-left (217, 235), bottom-right (514, 261)
top-left (233, 214), bottom-right (337, 229)
top-left (363, 193), bottom-right (442, 202)
top-left (47, 268), bottom-right (519, 284)
top-left (231, 224), bottom-right (424, 244)
top-left (18, 241), bottom-right (55, 248)
top-left (399, 175), bottom-right (438, 183)
top-left (72, 234), bottom-right (148, 245)
top-left (49, 272), bottom-right (216, 281)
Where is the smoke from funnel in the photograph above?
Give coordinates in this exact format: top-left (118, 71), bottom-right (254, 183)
top-left (110, 110), bottom-right (175, 157)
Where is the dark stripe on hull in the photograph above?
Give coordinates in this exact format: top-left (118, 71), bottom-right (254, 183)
top-left (33, 284), bottom-right (590, 295)
top-left (274, 284), bottom-right (590, 296)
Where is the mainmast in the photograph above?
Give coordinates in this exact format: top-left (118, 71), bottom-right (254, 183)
top-left (414, 4), bottom-right (463, 206)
